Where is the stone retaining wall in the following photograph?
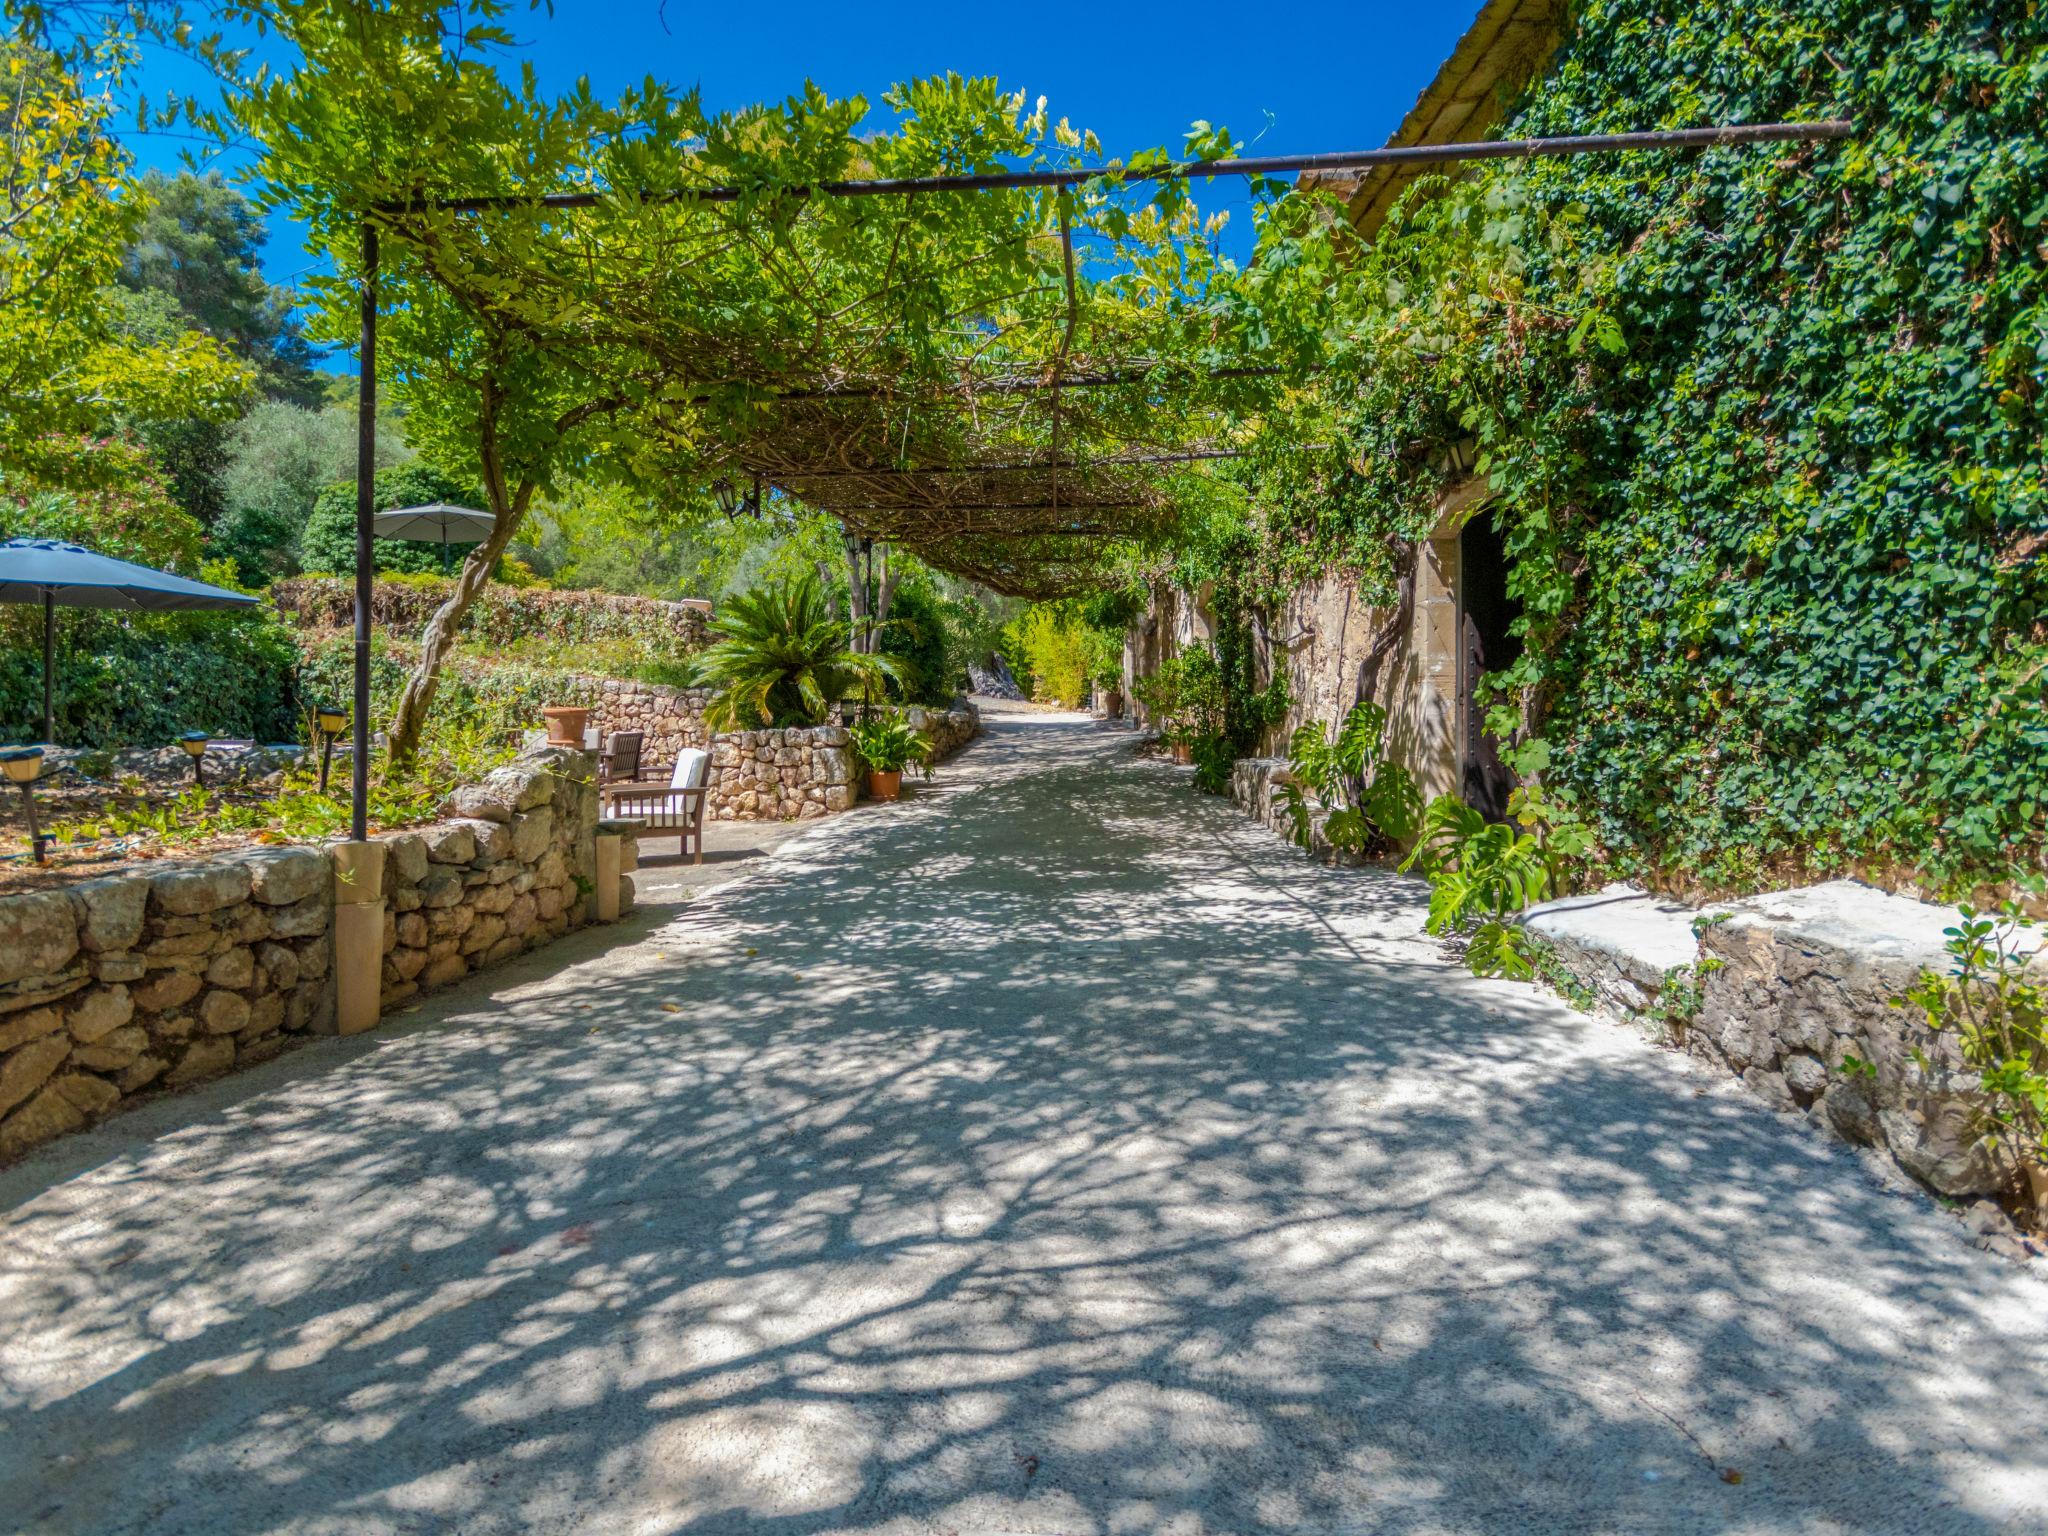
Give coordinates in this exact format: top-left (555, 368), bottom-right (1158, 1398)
top-left (0, 747), bottom-right (637, 1163)
top-left (1525, 879), bottom-right (2032, 1204)
top-left (592, 683), bottom-right (979, 821)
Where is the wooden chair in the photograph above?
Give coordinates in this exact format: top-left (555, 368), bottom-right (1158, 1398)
top-left (600, 746), bottom-right (708, 864)
top-left (600, 729), bottom-right (649, 784)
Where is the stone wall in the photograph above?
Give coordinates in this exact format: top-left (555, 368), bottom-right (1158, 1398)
top-left (383, 747), bottom-right (612, 1006)
top-left (1525, 879), bottom-right (2033, 1205)
top-left (0, 747), bottom-right (637, 1163)
top-left (591, 683), bottom-right (979, 821)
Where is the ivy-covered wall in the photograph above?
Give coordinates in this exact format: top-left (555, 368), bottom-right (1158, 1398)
top-left (1500, 0), bottom-right (2045, 890)
top-left (1225, 0), bottom-right (2045, 893)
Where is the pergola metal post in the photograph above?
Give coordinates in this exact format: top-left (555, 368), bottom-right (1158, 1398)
top-left (352, 222), bottom-right (378, 841)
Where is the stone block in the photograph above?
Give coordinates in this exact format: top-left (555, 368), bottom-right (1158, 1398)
top-left (1782, 1052), bottom-right (1829, 1103)
top-left (70, 1025), bottom-right (147, 1072)
top-left (484, 937), bottom-right (522, 965)
top-left (386, 945), bottom-right (428, 982)
top-left (0, 1083), bottom-right (86, 1159)
top-left (0, 966), bottom-right (90, 1015)
top-left (395, 912), bottom-right (429, 948)
top-left (420, 869), bottom-right (466, 910)
top-left (390, 888), bottom-right (423, 913)
top-left (205, 947), bottom-right (256, 989)
top-left (823, 785), bottom-right (853, 813)
top-left (0, 1034), bottom-right (75, 1117)
top-left (52, 1071), bottom-right (120, 1118)
top-left (296, 934), bottom-right (332, 982)
top-left (65, 987), bottom-right (133, 1045)
top-left (68, 877), bottom-right (147, 953)
top-left (114, 1056), bottom-right (167, 1094)
top-left (439, 783), bottom-right (514, 824)
top-left (534, 885), bottom-right (565, 922)
top-left (421, 953), bottom-right (468, 989)
top-left (131, 969), bottom-right (203, 1013)
top-left (165, 1035), bottom-right (234, 1088)
top-left (422, 823), bottom-right (477, 865)
top-left (200, 990), bottom-right (252, 1035)
top-left (461, 914), bottom-right (507, 955)
top-left (237, 846), bottom-right (328, 906)
top-left (143, 929), bottom-right (221, 960)
top-left (241, 992), bottom-right (284, 1039)
top-left (266, 895), bottom-right (328, 940)
top-left (472, 883), bottom-right (517, 916)
top-left (427, 904), bottom-right (477, 941)
top-left (0, 1007), bottom-right (63, 1055)
top-left (383, 832), bottom-right (430, 887)
top-left (255, 942), bottom-right (301, 991)
top-left (465, 818), bottom-right (513, 862)
top-left (150, 862), bottom-right (252, 917)
top-left (0, 891), bottom-right (81, 986)
top-left (510, 806), bottom-right (555, 863)
top-left (92, 952), bottom-right (145, 983)
top-left (503, 893), bottom-right (538, 938)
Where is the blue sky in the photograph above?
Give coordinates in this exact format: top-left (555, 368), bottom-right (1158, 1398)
top-left (124, 1), bottom-right (1478, 343)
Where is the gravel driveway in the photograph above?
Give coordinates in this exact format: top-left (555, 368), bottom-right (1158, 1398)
top-left (3, 710), bottom-right (2045, 1535)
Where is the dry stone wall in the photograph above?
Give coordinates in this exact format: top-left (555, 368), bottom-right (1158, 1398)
top-left (590, 683), bottom-right (979, 821)
top-left (0, 747), bottom-right (636, 1164)
top-left (1524, 879), bottom-right (2033, 1205)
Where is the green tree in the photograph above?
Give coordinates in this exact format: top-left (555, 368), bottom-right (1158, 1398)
top-left (300, 463), bottom-right (483, 576)
top-left (117, 169), bottom-right (323, 407)
top-left (0, 38), bottom-right (249, 481)
top-left (218, 399), bottom-right (408, 580)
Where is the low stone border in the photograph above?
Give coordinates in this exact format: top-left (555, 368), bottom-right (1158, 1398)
top-left (1524, 879), bottom-right (2043, 1252)
top-left (0, 747), bottom-right (639, 1163)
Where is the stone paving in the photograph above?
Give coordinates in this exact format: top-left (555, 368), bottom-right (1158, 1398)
top-left (2, 709), bottom-right (2045, 1535)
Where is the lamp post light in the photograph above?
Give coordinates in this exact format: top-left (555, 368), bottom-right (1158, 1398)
top-left (1, 746), bottom-right (48, 864)
top-left (315, 705), bottom-right (350, 796)
top-left (179, 732), bottom-right (210, 787)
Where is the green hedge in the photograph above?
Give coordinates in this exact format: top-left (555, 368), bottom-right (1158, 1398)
top-left (0, 608), bottom-right (301, 748)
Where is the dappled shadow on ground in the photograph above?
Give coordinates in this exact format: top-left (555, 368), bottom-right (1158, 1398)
top-left (2, 716), bottom-right (2046, 1535)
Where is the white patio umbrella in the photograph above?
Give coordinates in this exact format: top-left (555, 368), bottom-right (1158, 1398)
top-left (372, 503), bottom-right (495, 572)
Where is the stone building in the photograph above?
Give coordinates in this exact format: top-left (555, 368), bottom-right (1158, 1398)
top-left (1122, 0), bottom-right (1567, 820)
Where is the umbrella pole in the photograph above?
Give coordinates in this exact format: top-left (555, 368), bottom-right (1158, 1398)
top-left (41, 591), bottom-right (53, 744)
top-left (441, 531), bottom-right (451, 575)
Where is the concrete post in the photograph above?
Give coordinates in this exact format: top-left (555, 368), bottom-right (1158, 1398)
top-left (331, 840), bottom-right (387, 1036)
top-left (594, 833), bottom-right (621, 923)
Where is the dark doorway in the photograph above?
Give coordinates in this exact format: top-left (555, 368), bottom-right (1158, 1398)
top-left (1458, 507), bottom-right (1523, 819)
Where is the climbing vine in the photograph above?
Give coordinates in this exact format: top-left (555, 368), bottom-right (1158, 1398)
top-left (1215, 0), bottom-right (2048, 891)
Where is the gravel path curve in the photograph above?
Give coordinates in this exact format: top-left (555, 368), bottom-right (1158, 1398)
top-left (3, 710), bottom-right (2045, 1535)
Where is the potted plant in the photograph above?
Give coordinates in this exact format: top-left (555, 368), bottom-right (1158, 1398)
top-left (541, 705), bottom-right (591, 747)
top-left (848, 716), bottom-right (932, 802)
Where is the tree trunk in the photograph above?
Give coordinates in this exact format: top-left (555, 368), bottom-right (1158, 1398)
top-left (842, 533), bottom-right (872, 653)
top-left (385, 470), bottom-right (535, 768)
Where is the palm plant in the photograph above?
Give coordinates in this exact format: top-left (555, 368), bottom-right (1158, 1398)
top-left (690, 575), bottom-right (903, 730)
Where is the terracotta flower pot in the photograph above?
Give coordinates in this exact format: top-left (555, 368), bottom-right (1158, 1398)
top-left (867, 768), bottom-right (903, 801)
top-left (541, 705), bottom-right (590, 748)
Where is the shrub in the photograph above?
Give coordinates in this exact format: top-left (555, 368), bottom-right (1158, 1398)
top-left (299, 464), bottom-right (485, 577)
top-left (1277, 702), bottom-right (1422, 855)
top-left (1009, 606), bottom-right (1093, 707)
top-left (878, 583), bottom-right (955, 706)
top-left (689, 574), bottom-right (901, 729)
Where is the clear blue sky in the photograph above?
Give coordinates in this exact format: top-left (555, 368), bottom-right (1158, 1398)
top-left (125, 1), bottom-right (1478, 336)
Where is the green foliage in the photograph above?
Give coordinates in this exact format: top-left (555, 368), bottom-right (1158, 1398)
top-left (300, 464), bottom-right (484, 577)
top-left (847, 715), bottom-right (934, 778)
top-left (117, 169), bottom-right (322, 407)
top-left (217, 400), bottom-right (409, 582)
top-left (1898, 896), bottom-right (2048, 1188)
top-left (1277, 702), bottom-right (1421, 856)
top-left (1400, 763), bottom-right (1595, 978)
top-left (877, 583), bottom-right (956, 706)
top-left (0, 37), bottom-right (250, 478)
top-left (1008, 606), bottom-right (1095, 707)
top-left (689, 574), bottom-right (902, 730)
top-left (1223, 0), bottom-right (2048, 891)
